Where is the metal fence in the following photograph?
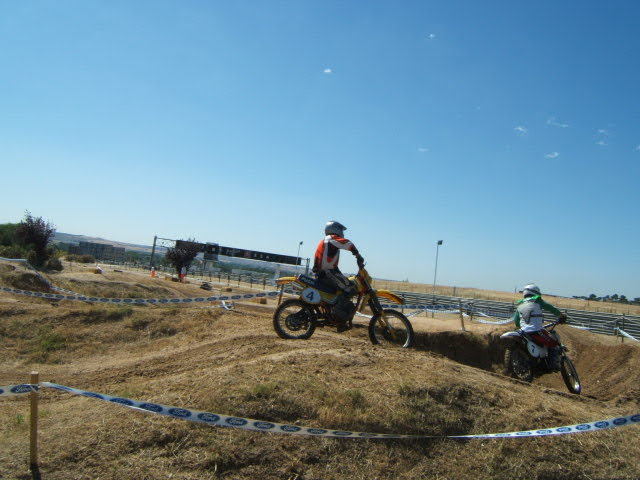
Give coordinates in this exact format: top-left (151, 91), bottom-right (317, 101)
top-left (393, 291), bottom-right (640, 341)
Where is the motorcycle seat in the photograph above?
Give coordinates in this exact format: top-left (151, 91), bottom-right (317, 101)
top-left (298, 274), bottom-right (338, 294)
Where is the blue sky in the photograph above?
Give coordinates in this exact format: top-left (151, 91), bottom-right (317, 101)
top-left (1, 1), bottom-right (639, 298)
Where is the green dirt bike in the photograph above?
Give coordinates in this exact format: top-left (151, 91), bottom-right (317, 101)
top-left (273, 266), bottom-right (414, 348)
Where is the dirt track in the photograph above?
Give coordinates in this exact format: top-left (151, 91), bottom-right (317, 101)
top-left (1, 264), bottom-right (639, 480)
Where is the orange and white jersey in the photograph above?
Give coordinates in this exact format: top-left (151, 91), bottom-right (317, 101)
top-left (313, 235), bottom-right (358, 272)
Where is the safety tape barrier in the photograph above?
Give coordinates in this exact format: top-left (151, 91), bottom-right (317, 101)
top-left (51, 285), bottom-right (81, 296)
top-left (3, 285), bottom-right (637, 338)
top-left (0, 382), bottom-right (635, 439)
top-left (0, 384), bottom-right (38, 396)
top-left (468, 309), bottom-right (512, 319)
top-left (471, 317), bottom-right (512, 325)
top-left (0, 257), bottom-right (28, 264)
top-left (0, 286), bottom-right (281, 304)
top-left (616, 328), bottom-right (639, 342)
top-left (3, 285), bottom-right (462, 313)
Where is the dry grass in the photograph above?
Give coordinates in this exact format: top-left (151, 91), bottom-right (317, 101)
top-left (1, 264), bottom-right (639, 480)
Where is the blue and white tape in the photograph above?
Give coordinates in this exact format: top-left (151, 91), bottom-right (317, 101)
top-left (616, 328), bottom-right (639, 342)
top-left (51, 285), bottom-right (82, 296)
top-left (33, 383), bottom-right (640, 439)
top-left (0, 257), bottom-right (28, 264)
top-left (0, 384), bottom-right (38, 396)
top-left (471, 316), bottom-right (513, 325)
top-left (0, 286), bottom-right (280, 305)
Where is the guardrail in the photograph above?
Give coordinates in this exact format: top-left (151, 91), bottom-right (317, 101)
top-left (392, 291), bottom-right (640, 340)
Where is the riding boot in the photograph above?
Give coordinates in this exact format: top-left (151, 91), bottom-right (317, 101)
top-left (334, 290), bottom-right (355, 332)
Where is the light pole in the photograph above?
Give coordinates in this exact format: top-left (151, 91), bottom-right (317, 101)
top-left (432, 240), bottom-right (443, 294)
top-left (296, 241), bottom-right (303, 273)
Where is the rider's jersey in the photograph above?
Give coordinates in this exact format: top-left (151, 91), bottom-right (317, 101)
top-left (513, 295), bottom-right (562, 333)
top-left (313, 234), bottom-right (359, 273)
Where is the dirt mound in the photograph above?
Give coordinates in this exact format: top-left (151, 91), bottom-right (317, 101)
top-left (0, 265), bottom-right (52, 292)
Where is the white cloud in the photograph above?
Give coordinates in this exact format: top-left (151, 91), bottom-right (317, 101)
top-left (547, 117), bottom-right (569, 128)
top-left (417, 147), bottom-right (429, 153)
top-left (597, 128), bottom-right (610, 136)
top-left (596, 140), bottom-right (608, 146)
top-left (323, 68), bottom-right (333, 74)
top-left (514, 126), bottom-right (528, 136)
top-left (544, 152), bottom-right (559, 159)
top-left (635, 145), bottom-right (640, 151)
top-left (426, 33), bottom-right (436, 39)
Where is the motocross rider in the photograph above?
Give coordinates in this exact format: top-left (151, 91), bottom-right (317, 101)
top-left (313, 221), bottom-right (365, 332)
top-left (513, 284), bottom-right (567, 370)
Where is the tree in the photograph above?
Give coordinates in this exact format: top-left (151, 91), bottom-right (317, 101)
top-left (15, 211), bottom-right (56, 268)
top-left (0, 223), bottom-right (19, 246)
top-left (165, 238), bottom-right (201, 276)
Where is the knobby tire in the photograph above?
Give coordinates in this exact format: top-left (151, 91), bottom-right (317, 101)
top-left (368, 309), bottom-right (414, 348)
top-left (560, 356), bottom-right (581, 394)
top-left (273, 299), bottom-right (316, 340)
top-left (504, 345), bottom-right (533, 382)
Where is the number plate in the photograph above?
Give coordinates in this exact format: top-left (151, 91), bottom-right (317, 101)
top-left (301, 288), bottom-right (321, 304)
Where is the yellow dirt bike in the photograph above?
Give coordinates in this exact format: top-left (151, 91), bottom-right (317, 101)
top-left (274, 266), bottom-right (414, 347)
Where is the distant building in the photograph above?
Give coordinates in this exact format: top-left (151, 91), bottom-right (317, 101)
top-left (69, 241), bottom-right (126, 262)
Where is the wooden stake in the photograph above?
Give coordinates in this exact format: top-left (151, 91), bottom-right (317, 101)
top-left (29, 371), bottom-right (39, 470)
top-left (278, 284), bottom-right (284, 306)
top-left (458, 301), bottom-right (466, 332)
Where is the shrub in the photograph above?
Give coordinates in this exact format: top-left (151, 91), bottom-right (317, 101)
top-left (45, 257), bottom-right (63, 271)
top-left (65, 254), bottom-right (96, 263)
top-left (0, 245), bottom-right (28, 259)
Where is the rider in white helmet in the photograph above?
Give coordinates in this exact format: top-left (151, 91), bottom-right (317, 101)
top-left (513, 284), bottom-right (567, 369)
top-left (313, 221), bottom-right (365, 332)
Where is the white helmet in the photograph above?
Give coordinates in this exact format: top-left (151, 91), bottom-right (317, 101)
top-left (325, 221), bottom-right (347, 236)
top-left (522, 284), bottom-right (541, 297)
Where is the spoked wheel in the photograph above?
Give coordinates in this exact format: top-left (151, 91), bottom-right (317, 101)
top-left (504, 346), bottom-right (533, 382)
top-left (273, 299), bottom-right (316, 339)
top-left (368, 309), bottom-right (414, 348)
top-left (560, 356), bottom-right (581, 394)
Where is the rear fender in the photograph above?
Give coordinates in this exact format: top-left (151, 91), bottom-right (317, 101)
top-left (500, 331), bottom-right (521, 340)
top-left (375, 290), bottom-right (404, 305)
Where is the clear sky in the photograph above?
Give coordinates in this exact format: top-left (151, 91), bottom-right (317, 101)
top-left (1, 1), bottom-right (639, 298)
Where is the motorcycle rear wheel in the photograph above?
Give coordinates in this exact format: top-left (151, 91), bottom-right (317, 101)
top-left (273, 299), bottom-right (316, 340)
top-left (368, 309), bottom-right (414, 348)
top-left (560, 356), bottom-right (581, 394)
top-left (504, 345), bottom-right (533, 382)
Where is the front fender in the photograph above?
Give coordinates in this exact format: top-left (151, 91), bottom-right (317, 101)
top-left (275, 276), bottom-right (297, 286)
top-left (375, 290), bottom-right (404, 305)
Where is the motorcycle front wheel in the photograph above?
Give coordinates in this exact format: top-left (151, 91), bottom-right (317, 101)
top-left (560, 356), bottom-right (581, 394)
top-left (504, 345), bottom-right (533, 382)
top-left (368, 309), bottom-right (414, 348)
top-left (273, 299), bottom-right (316, 340)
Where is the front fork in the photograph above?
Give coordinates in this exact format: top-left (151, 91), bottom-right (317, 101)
top-left (367, 291), bottom-right (399, 340)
